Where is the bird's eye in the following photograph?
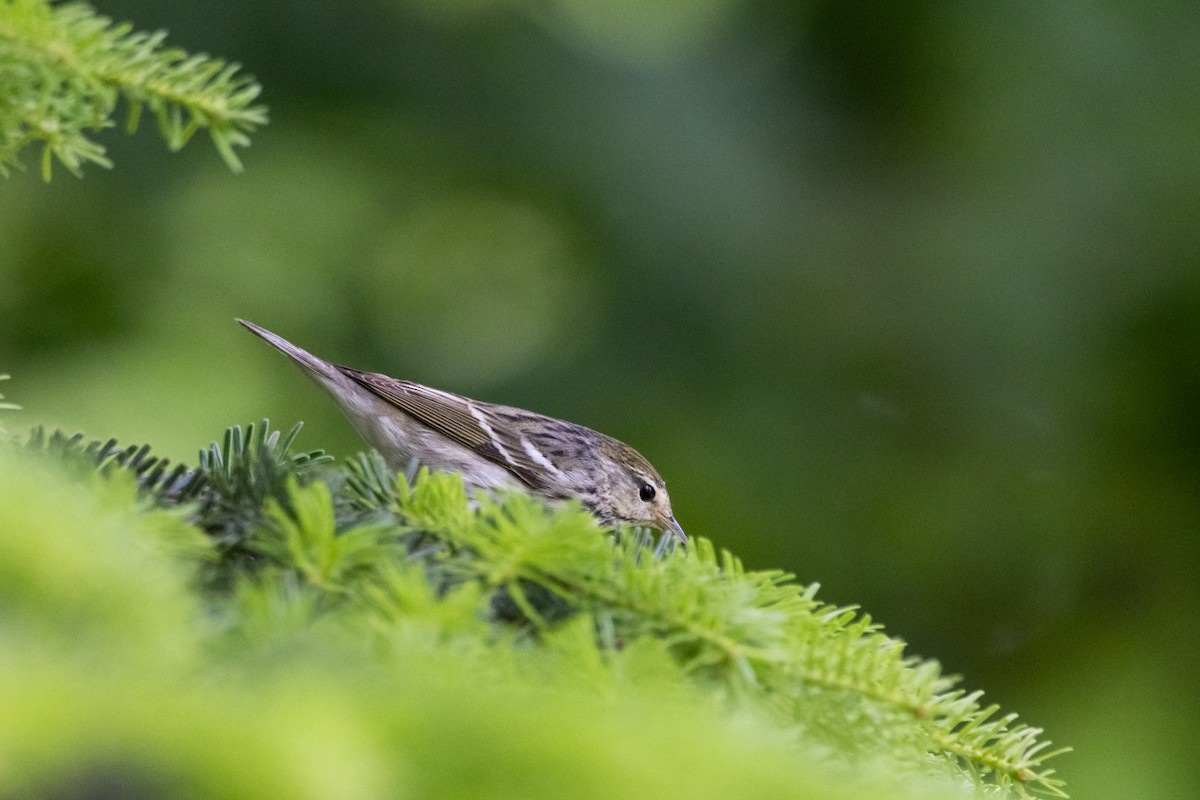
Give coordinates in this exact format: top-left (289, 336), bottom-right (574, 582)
top-left (639, 483), bottom-right (656, 502)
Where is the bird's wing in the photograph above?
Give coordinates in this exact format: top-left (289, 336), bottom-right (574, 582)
top-left (339, 367), bottom-right (553, 490)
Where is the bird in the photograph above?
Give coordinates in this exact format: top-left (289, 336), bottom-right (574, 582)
top-left (238, 320), bottom-right (685, 544)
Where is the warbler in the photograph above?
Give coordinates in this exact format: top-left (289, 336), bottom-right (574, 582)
top-left (238, 320), bottom-right (685, 543)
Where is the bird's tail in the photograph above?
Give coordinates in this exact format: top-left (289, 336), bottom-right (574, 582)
top-left (236, 319), bottom-right (340, 381)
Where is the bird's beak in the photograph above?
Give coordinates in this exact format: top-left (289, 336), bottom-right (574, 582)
top-left (663, 516), bottom-right (687, 544)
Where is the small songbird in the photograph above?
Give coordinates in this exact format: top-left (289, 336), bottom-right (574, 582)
top-left (238, 320), bottom-right (685, 543)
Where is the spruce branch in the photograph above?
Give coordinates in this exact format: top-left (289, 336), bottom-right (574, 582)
top-left (250, 478), bottom-right (405, 592)
top-left (189, 420), bottom-right (332, 585)
top-left (8, 421), bottom-right (1069, 798)
top-left (386, 470), bottom-right (1069, 798)
top-left (197, 420), bottom-right (332, 510)
top-left (343, 450), bottom-right (404, 512)
top-left (21, 424), bottom-right (206, 502)
top-left (0, 0), bottom-right (267, 178)
top-left (17, 419), bottom-right (331, 588)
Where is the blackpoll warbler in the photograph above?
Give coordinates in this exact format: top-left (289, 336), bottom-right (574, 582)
top-left (239, 320), bottom-right (685, 544)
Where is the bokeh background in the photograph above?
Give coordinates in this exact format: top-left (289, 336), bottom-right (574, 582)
top-left (2, 2), bottom-right (1197, 796)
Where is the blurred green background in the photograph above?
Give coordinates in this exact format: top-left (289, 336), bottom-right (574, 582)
top-left (2, 1), bottom-right (1197, 796)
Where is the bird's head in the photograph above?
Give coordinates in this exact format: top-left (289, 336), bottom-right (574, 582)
top-left (584, 437), bottom-right (685, 544)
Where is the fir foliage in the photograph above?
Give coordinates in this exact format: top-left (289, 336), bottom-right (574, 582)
top-left (0, 420), bottom-right (1070, 799)
top-left (22, 425), bottom-right (206, 501)
top-left (0, 0), bottom-right (266, 178)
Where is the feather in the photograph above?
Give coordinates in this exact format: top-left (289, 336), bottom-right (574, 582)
top-left (339, 367), bottom-right (557, 490)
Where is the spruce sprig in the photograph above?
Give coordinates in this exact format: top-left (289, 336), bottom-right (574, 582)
top-left (386, 471), bottom-right (1070, 798)
top-left (0, 0), bottom-right (267, 178)
top-left (21, 425), bottom-right (206, 502)
top-left (14, 420), bottom-right (1069, 798)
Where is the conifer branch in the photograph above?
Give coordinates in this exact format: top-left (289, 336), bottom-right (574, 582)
top-left (0, 0), bottom-right (266, 178)
top-left (390, 473), bottom-right (1069, 798)
top-left (10, 421), bottom-right (1070, 799)
top-left (21, 425), bottom-right (205, 501)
